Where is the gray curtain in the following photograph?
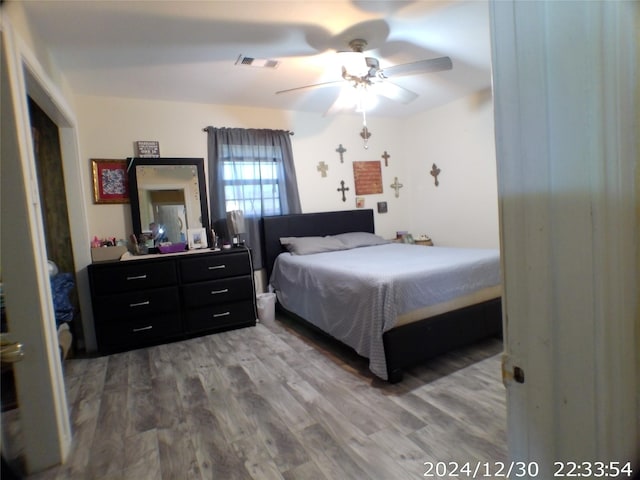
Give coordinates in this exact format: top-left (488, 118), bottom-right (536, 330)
top-left (206, 127), bottom-right (301, 269)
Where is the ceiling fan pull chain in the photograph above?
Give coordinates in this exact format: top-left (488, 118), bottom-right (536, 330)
top-left (361, 99), bottom-right (369, 149)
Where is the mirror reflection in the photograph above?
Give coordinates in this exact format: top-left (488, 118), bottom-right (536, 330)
top-left (141, 189), bottom-right (187, 244)
top-left (129, 158), bottom-right (209, 247)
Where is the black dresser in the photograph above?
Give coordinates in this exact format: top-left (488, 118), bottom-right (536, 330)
top-left (88, 248), bottom-right (256, 354)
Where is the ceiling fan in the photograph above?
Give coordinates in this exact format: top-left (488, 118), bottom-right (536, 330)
top-left (275, 39), bottom-right (453, 112)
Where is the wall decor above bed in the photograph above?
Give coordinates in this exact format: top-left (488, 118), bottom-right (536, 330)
top-left (335, 143), bottom-right (346, 163)
top-left (360, 126), bottom-right (372, 149)
top-left (353, 161), bottom-right (383, 195)
top-left (316, 161), bottom-right (329, 177)
top-left (390, 177), bottom-right (404, 198)
top-left (381, 150), bottom-right (390, 167)
top-left (431, 163), bottom-right (441, 186)
top-left (337, 180), bottom-right (350, 202)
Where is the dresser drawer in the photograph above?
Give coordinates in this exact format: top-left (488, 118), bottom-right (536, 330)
top-left (180, 251), bottom-right (250, 283)
top-left (89, 249), bottom-right (256, 354)
top-left (96, 312), bottom-right (182, 352)
top-left (92, 286), bottom-right (180, 321)
top-left (91, 260), bottom-right (177, 294)
top-left (185, 300), bottom-right (255, 333)
top-left (182, 276), bottom-right (253, 308)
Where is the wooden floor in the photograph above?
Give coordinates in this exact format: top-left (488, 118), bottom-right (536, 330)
top-left (16, 312), bottom-right (506, 480)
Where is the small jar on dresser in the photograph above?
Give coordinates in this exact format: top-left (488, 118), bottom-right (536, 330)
top-left (88, 247), bottom-right (257, 354)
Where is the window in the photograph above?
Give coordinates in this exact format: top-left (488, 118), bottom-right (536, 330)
top-left (206, 127), bottom-right (301, 269)
top-left (222, 158), bottom-right (281, 216)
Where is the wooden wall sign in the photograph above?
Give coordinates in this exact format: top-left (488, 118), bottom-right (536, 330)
top-left (353, 161), bottom-right (383, 195)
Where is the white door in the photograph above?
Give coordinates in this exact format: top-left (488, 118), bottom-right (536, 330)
top-left (1, 24), bottom-right (71, 473)
top-left (490, 1), bottom-right (638, 477)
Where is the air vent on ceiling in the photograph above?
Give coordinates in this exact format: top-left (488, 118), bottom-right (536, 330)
top-left (235, 55), bottom-right (279, 69)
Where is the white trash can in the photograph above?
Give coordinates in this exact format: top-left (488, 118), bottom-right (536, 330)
top-left (256, 292), bottom-right (276, 323)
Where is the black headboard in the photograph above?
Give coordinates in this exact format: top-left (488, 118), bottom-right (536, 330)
top-left (261, 209), bottom-right (375, 277)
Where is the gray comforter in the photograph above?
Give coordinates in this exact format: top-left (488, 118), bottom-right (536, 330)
top-left (270, 243), bottom-right (501, 380)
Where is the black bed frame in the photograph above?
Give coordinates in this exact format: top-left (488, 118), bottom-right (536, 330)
top-left (261, 209), bottom-right (502, 383)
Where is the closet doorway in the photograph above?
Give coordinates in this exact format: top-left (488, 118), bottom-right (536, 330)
top-left (28, 97), bottom-right (82, 355)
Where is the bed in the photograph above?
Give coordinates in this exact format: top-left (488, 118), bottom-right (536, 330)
top-left (261, 209), bottom-right (502, 383)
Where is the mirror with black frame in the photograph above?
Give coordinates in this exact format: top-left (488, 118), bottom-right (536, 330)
top-left (128, 157), bottom-right (210, 250)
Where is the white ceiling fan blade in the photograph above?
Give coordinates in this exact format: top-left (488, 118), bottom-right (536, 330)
top-left (371, 81), bottom-right (418, 104)
top-left (381, 56), bottom-right (452, 78)
top-left (275, 80), bottom-right (343, 95)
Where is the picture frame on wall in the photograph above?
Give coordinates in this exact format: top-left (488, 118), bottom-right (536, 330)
top-left (187, 227), bottom-right (208, 250)
top-left (353, 160), bottom-right (383, 195)
top-left (91, 159), bottom-right (130, 204)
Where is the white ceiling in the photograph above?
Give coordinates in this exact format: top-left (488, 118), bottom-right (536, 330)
top-left (22, 0), bottom-right (492, 118)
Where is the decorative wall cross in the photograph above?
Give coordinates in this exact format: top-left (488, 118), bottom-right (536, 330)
top-left (381, 150), bottom-right (390, 167)
top-left (335, 144), bottom-right (346, 163)
top-left (316, 161), bottom-right (329, 177)
top-left (360, 127), bottom-right (372, 140)
top-left (390, 177), bottom-right (404, 198)
top-left (430, 163), bottom-right (441, 186)
top-left (337, 180), bottom-right (349, 202)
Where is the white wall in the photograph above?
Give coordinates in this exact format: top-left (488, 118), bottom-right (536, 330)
top-left (75, 93), bottom-right (498, 247)
top-left (404, 89), bottom-right (499, 248)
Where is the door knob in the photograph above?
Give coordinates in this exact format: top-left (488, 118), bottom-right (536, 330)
top-left (1, 334), bottom-right (24, 364)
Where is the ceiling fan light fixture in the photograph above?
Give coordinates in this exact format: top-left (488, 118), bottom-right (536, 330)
top-left (333, 83), bottom-right (377, 112)
top-left (333, 84), bottom-right (358, 110)
top-left (338, 51), bottom-right (369, 78)
top-left (355, 85), bottom-right (378, 112)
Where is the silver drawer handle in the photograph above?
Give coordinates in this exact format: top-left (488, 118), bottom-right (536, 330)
top-left (129, 300), bottom-right (150, 307)
top-left (213, 312), bottom-right (230, 318)
top-left (210, 288), bottom-right (229, 295)
top-left (126, 274), bottom-right (147, 281)
top-left (132, 325), bottom-right (153, 332)
top-left (208, 265), bottom-right (226, 270)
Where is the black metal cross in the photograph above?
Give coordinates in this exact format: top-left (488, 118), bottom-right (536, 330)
top-left (430, 163), bottom-right (441, 186)
top-left (335, 144), bottom-right (346, 163)
top-left (337, 180), bottom-right (349, 202)
top-left (381, 150), bottom-right (390, 167)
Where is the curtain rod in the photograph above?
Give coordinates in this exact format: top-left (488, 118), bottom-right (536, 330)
top-left (202, 127), bottom-right (294, 135)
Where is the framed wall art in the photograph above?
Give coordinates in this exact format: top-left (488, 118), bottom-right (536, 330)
top-left (353, 160), bottom-right (383, 195)
top-left (91, 159), bottom-right (130, 204)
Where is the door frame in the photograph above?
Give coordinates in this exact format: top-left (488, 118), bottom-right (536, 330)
top-left (1, 17), bottom-right (93, 473)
